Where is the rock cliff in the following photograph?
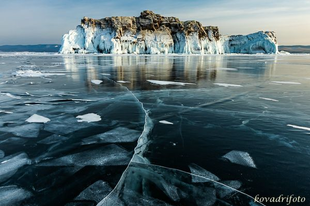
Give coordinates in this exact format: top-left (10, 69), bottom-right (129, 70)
top-left (59, 10), bottom-right (278, 54)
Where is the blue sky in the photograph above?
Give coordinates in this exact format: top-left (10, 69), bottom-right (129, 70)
top-left (1, 0), bottom-right (309, 45)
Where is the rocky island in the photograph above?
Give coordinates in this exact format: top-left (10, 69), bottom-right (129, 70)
top-left (59, 10), bottom-right (278, 54)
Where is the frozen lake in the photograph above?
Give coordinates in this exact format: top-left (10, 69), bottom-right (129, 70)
top-left (0, 53), bottom-right (310, 205)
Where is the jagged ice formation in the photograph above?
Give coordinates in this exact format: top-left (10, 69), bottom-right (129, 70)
top-left (59, 10), bottom-right (278, 54)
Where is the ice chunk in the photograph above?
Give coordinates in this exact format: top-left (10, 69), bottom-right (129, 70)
top-left (287, 124), bottom-right (310, 132)
top-left (213, 83), bottom-right (242, 87)
top-left (26, 114), bottom-right (50, 123)
top-left (76, 113), bottom-right (101, 123)
top-left (189, 163), bottom-right (220, 182)
top-left (271, 81), bottom-right (301, 85)
top-left (37, 134), bottom-right (69, 145)
top-left (38, 144), bottom-right (131, 166)
top-left (259, 97), bottom-right (279, 102)
top-left (0, 150), bottom-right (4, 158)
top-left (44, 116), bottom-right (89, 135)
top-left (0, 137), bottom-right (27, 145)
top-left (215, 180), bottom-right (242, 198)
top-left (222, 150), bottom-right (257, 168)
top-left (147, 80), bottom-right (194, 86)
top-left (159, 120), bottom-right (174, 125)
top-left (74, 180), bottom-right (112, 203)
top-left (0, 124), bottom-right (42, 138)
top-left (82, 127), bottom-right (141, 145)
top-left (117, 80), bottom-right (130, 83)
top-left (0, 185), bottom-right (32, 206)
top-left (0, 153), bottom-right (30, 183)
top-left (91, 79), bottom-right (103, 85)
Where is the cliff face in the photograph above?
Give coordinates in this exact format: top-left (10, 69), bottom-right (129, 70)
top-left (59, 10), bottom-right (278, 54)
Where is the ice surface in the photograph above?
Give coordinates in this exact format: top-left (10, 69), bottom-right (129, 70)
top-left (0, 185), bottom-right (32, 206)
top-left (215, 180), bottom-right (242, 198)
top-left (0, 110), bottom-right (13, 114)
top-left (74, 180), bottom-right (112, 203)
top-left (259, 97), bottom-right (278, 102)
top-left (101, 73), bottom-right (111, 76)
top-left (0, 137), bottom-right (27, 145)
top-left (0, 153), bottom-right (30, 183)
top-left (271, 81), bottom-right (301, 85)
top-left (37, 134), bottom-right (69, 145)
top-left (0, 92), bottom-right (21, 99)
top-left (38, 144), bottom-right (131, 166)
top-left (25, 114), bottom-right (50, 123)
top-left (222, 151), bottom-right (257, 168)
top-left (213, 83), bottom-right (243, 87)
top-left (0, 124), bottom-right (42, 138)
top-left (91, 79), bottom-right (103, 85)
top-left (159, 120), bottom-right (174, 125)
top-left (76, 113), bottom-right (101, 122)
top-left (13, 69), bottom-right (65, 77)
top-left (188, 163), bottom-right (220, 183)
top-left (0, 150), bottom-right (4, 159)
top-left (147, 80), bottom-right (194, 86)
top-left (44, 116), bottom-right (89, 135)
top-left (82, 127), bottom-right (141, 145)
top-left (287, 124), bottom-right (310, 132)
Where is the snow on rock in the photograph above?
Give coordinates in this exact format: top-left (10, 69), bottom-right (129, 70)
top-left (91, 79), bottom-right (102, 85)
top-left (0, 185), bottom-right (32, 206)
top-left (222, 150), bottom-right (257, 168)
top-left (26, 114), bottom-right (50, 123)
top-left (76, 113), bottom-right (101, 123)
top-left (189, 163), bottom-right (220, 183)
top-left (59, 11), bottom-right (278, 55)
top-left (148, 80), bottom-right (194, 86)
top-left (159, 120), bottom-right (174, 125)
top-left (0, 153), bottom-right (31, 183)
top-left (213, 83), bottom-right (243, 87)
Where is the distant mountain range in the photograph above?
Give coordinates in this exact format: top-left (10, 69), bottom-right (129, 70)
top-left (0, 44), bottom-right (309, 53)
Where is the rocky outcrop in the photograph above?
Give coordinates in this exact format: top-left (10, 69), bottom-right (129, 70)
top-left (59, 10), bottom-right (278, 54)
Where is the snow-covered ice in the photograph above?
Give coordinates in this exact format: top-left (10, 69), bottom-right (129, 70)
top-left (222, 150), bottom-right (257, 168)
top-left (147, 80), bottom-right (194, 86)
top-left (76, 113), bottom-right (101, 122)
top-left (189, 163), bottom-right (220, 183)
top-left (91, 79), bottom-right (103, 85)
top-left (213, 83), bottom-right (243, 87)
top-left (26, 114), bottom-right (50, 123)
top-left (159, 120), bottom-right (174, 125)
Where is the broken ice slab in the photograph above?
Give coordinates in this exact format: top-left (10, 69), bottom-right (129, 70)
top-left (91, 79), bottom-right (103, 85)
top-left (25, 114), bottom-right (50, 123)
top-left (215, 180), bottom-right (242, 198)
top-left (76, 113), bottom-right (101, 123)
top-left (0, 123), bottom-right (43, 138)
top-left (38, 144), bottom-right (131, 167)
top-left (37, 134), bottom-right (69, 145)
top-left (74, 180), bottom-right (112, 203)
top-left (188, 163), bottom-right (220, 183)
top-left (222, 150), bottom-right (257, 168)
top-left (82, 127), bottom-right (141, 145)
top-left (0, 185), bottom-right (32, 206)
top-left (0, 137), bottom-right (27, 145)
top-left (0, 152), bottom-right (31, 183)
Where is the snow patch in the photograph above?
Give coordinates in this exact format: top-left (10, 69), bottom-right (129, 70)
top-left (91, 80), bottom-right (103, 85)
top-left (76, 113), bottom-right (101, 123)
top-left (26, 114), bottom-right (50, 123)
top-left (213, 83), bottom-right (242, 87)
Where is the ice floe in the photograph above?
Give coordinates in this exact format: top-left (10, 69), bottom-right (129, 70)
top-left (271, 81), bottom-right (301, 85)
top-left (76, 113), bottom-right (101, 122)
top-left (259, 97), bottom-right (279, 102)
top-left (287, 124), bottom-right (310, 132)
top-left (159, 120), bottom-right (174, 125)
top-left (82, 127), bottom-right (141, 145)
top-left (189, 163), bottom-right (220, 183)
top-left (74, 180), bottom-right (112, 203)
top-left (91, 79), bottom-right (102, 85)
top-left (38, 144), bottom-right (131, 166)
top-left (147, 80), bottom-right (194, 86)
top-left (213, 83), bottom-right (243, 87)
top-left (0, 153), bottom-right (30, 183)
top-left (26, 114), bottom-right (50, 123)
top-left (222, 150), bottom-right (257, 168)
top-left (0, 185), bottom-right (32, 206)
